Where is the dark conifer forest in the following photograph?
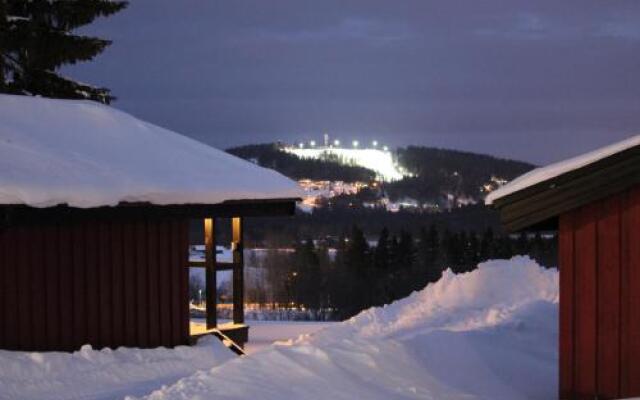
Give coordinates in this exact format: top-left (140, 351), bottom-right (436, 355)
top-left (234, 224), bottom-right (557, 320)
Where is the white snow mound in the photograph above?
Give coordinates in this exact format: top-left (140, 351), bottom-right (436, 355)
top-left (333, 256), bottom-right (558, 339)
top-left (0, 94), bottom-right (301, 208)
top-left (0, 336), bottom-right (235, 400)
top-left (136, 257), bottom-right (559, 400)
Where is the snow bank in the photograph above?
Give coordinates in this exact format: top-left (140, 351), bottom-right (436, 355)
top-left (0, 336), bottom-right (234, 400)
top-left (0, 94), bottom-right (301, 208)
top-left (331, 257), bottom-right (558, 339)
top-left (486, 134), bottom-right (640, 204)
top-left (137, 257), bottom-right (559, 400)
top-left (0, 257), bottom-right (558, 399)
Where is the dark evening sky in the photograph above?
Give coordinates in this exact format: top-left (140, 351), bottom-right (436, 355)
top-left (64, 0), bottom-right (640, 165)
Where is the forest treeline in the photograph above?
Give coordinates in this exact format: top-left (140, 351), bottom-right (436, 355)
top-left (253, 225), bottom-right (557, 320)
top-left (386, 146), bottom-right (534, 202)
top-left (227, 143), bottom-right (376, 182)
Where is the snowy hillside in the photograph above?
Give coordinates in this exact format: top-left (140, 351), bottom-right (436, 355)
top-left (0, 257), bottom-right (558, 400)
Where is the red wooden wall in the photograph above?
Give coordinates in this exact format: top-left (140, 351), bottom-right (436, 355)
top-left (559, 185), bottom-right (640, 399)
top-left (0, 216), bottom-right (190, 351)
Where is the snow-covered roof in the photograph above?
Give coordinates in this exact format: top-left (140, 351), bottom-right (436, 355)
top-left (0, 94), bottom-right (302, 208)
top-left (486, 134), bottom-right (640, 205)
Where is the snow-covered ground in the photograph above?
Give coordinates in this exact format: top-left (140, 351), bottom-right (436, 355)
top-left (0, 336), bottom-right (235, 400)
top-left (243, 321), bottom-right (335, 355)
top-left (0, 257), bottom-right (559, 400)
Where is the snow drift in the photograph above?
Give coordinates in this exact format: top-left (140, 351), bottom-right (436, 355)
top-left (139, 257), bottom-right (559, 400)
top-left (0, 257), bottom-right (558, 399)
top-left (0, 336), bottom-right (235, 400)
top-left (0, 94), bottom-right (301, 208)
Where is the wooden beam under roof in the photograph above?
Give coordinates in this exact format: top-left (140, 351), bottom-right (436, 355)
top-left (491, 144), bottom-right (640, 232)
top-left (0, 198), bottom-right (299, 227)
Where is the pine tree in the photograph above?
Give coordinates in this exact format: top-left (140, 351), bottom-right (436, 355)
top-left (0, 0), bottom-right (127, 103)
top-left (480, 228), bottom-right (495, 261)
top-left (467, 231), bottom-right (480, 269)
top-left (344, 225), bottom-right (372, 315)
top-left (419, 225), bottom-right (442, 284)
top-left (372, 227), bottom-right (391, 306)
top-left (292, 238), bottom-right (321, 309)
top-left (515, 232), bottom-right (529, 255)
top-left (373, 227), bottom-right (390, 271)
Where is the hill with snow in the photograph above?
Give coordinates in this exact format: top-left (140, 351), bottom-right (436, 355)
top-left (227, 143), bottom-right (534, 208)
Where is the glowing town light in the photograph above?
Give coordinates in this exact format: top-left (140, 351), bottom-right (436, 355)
top-left (372, 140), bottom-right (378, 147)
top-left (309, 140), bottom-right (316, 147)
top-left (334, 139), bottom-right (340, 146)
top-left (299, 142), bottom-right (304, 148)
top-left (352, 140), bottom-right (359, 148)
top-left (383, 145), bottom-right (389, 151)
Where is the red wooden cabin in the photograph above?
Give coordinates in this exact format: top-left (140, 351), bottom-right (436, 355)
top-left (488, 135), bottom-right (640, 399)
top-left (0, 95), bottom-right (300, 352)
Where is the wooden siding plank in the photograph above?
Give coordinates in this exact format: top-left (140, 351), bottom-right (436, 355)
top-left (170, 219), bottom-right (182, 345)
top-left (58, 224), bottom-right (74, 351)
top-left (135, 219), bottom-right (149, 347)
top-left (596, 195), bottom-right (622, 398)
top-left (559, 212), bottom-right (575, 399)
top-left (122, 221), bottom-right (137, 347)
top-left (573, 202), bottom-right (598, 397)
top-left (17, 226), bottom-right (31, 350)
top-left (0, 225), bottom-right (4, 347)
top-left (147, 219), bottom-right (160, 347)
top-left (44, 224), bottom-right (60, 349)
top-left (30, 227), bottom-right (46, 351)
top-left (622, 187), bottom-right (640, 396)
top-left (3, 227), bottom-right (18, 349)
top-left (72, 222), bottom-right (87, 349)
top-left (620, 187), bottom-right (630, 396)
top-left (158, 219), bottom-right (172, 346)
top-left (180, 219), bottom-right (190, 344)
top-left (98, 221), bottom-right (113, 347)
top-left (111, 221), bottom-right (124, 347)
top-left (86, 220), bottom-right (100, 347)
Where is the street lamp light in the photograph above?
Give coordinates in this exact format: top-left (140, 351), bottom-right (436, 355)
top-left (353, 140), bottom-right (359, 148)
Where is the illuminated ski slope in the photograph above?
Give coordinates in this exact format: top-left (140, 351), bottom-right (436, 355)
top-left (284, 147), bottom-right (408, 181)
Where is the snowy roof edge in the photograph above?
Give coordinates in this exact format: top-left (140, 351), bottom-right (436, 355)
top-left (486, 134), bottom-right (640, 205)
top-left (0, 94), bottom-right (304, 208)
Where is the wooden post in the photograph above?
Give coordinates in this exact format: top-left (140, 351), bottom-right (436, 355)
top-left (232, 217), bottom-right (244, 325)
top-left (204, 218), bottom-right (217, 329)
